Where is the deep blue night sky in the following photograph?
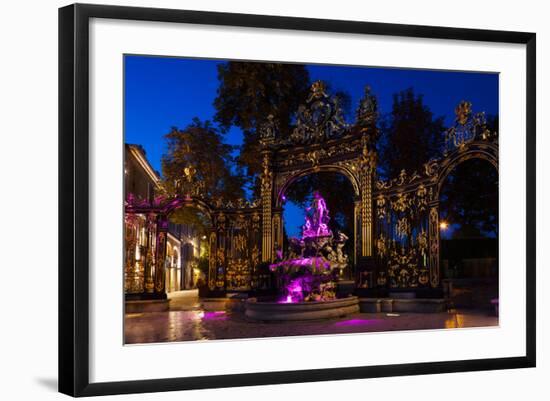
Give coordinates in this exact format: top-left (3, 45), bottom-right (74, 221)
top-left (124, 55), bottom-right (498, 237)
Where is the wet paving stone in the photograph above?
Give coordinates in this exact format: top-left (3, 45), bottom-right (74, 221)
top-left (124, 307), bottom-right (498, 344)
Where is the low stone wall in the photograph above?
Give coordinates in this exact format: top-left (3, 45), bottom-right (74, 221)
top-left (245, 296), bottom-right (360, 321)
top-left (359, 298), bottom-right (447, 313)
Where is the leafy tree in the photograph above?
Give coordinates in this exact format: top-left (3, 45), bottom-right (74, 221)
top-left (162, 118), bottom-right (245, 231)
top-left (214, 61), bottom-right (311, 193)
top-left (378, 88), bottom-right (446, 179)
top-left (330, 88), bottom-right (353, 122)
top-left (162, 117), bottom-right (244, 199)
top-left (169, 208), bottom-right (212, 238)
top-left (440, 158), bottom-right (498, 238)
top-left (486, 114), bottom-right (499, 134)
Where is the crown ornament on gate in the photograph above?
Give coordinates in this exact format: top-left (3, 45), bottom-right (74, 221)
top-left (259, 81), bottom-right (382, 148)
top-left (171, 164), bottom-right (205, 198)
top-left (289, 80), bottom-right (349, 144)
top-left (255, 80), bottom-right (346, 146)
top-left (444, 100), bottom-right (497, 154)
top-left (259, 114), bottom-right (278, 143)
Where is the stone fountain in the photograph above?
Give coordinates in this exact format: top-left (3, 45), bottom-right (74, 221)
top-left (245, 192), bottom-right (359, 321)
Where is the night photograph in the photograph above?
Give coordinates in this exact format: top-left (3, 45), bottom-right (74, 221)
top-left (123, 55), bottom-right (499, 344)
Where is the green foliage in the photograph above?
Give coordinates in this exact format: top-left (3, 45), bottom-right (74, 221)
top-left (161, 117), bottom-right (245, 200)
top-left (214, 62), bottom-right (311, 193)
top-left (162, 118), bottom-right (244, 234)
top-left (378, 88), bottom-right (446, 178)
top-left (169, 208), bottom-right (211, 237)
top-left (197, 257), bottom-right (210, 275)
top-left (332, 88), bottom-right (352, 121)
top-left (440, 158), bottom-right (498, 238)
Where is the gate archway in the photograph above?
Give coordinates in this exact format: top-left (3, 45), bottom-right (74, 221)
top-left (258, 81), bottom-right (379, 268)
top-left (124, 86), bottom-right (498, 299)
top-left (275, 165), bottom-right (361, 209)
top-left (373, 101), bottom-right (498, 291)
top-left (438, 157), bottom-right (499, 306)
top-left (125, 193), bottom-right (262, 296)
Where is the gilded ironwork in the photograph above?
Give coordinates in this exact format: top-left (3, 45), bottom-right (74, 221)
top-left (266, 82), bottom-right (379, 266)
top-left (144, 213), bottom-right (156, 293)
top-left (261, 152), bottom-right (273, 262)
top-left (356, 86), bottom-right (378, 129)
top-left (154, 229), bottom-right (167, 293)
top-left (124, 214), bottom-right (144, 294)
top-left (125, 93), bottom-right (498, 296)
top-left (275, 140), bottom-right (362, 169)
top-left (373, 101), bottom-right (498, 289)
top-left (428, 206), bottom-right (440, 288)
top-left (444, 101), bottom-right (496, 154)
top-left (208, 231), bottom-right (217, 289)
top-left (259, 114), bottom-right (278, 141)
top-left (375, 233), bottom-right (387, 257)
top-left (287, 81), bottom-right (349, 145)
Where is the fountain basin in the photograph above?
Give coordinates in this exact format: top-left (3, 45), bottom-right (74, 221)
top-left (245, 296), bottom-right (359, 321)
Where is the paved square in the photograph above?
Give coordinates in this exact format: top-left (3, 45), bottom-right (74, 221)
top-left (124, 292), bottom-right (497, 344)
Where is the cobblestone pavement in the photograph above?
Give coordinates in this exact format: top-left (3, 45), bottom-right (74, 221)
top-left (125, 294), bottom-right (498, 344)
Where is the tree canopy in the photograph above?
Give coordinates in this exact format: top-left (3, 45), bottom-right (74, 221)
top-left (162, 118), bottom-right (244, 232)
top-left (214, 61), bottom-right (311, 194)
top-left (378, 88), bottom-right (446, 179)
top-left (161, 117), bottom-right (245, 200)
top-left (159, 68), bottom-right (498, 245)
top-left (440, 158), bottom-right (498, 238)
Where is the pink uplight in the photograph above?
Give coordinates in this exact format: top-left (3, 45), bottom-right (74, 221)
top-left (334, 318), bottom-right (381, 327)
top-left (202, 311), bottom-right (227, 321)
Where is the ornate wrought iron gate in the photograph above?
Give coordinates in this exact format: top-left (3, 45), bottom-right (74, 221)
top-left (124, 195), bottom-right (263, 296)
top-left (124, 82), bottom-right (498, 298)
top-left (258, 82), bottom-right (379, 267)
top-left (372, 101), bottom-right (498, 290)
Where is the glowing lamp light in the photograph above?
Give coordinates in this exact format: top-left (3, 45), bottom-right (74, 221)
top-left (439, 221), bottom-right (449, 230)
top-left (201, 235), bottom-right (207, 240)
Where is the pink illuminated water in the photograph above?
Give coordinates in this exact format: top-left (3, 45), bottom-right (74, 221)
top-left (270, 192), bottom-right (338, 304)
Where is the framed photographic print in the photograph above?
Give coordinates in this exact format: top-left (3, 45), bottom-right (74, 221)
top-left (58, 3), bottom-right (536, 397)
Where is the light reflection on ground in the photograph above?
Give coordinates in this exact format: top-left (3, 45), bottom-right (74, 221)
top-left (124, 290), bottom-right (497, 344)
top-left (333, 318), bottom-right (383, 327)
top-left (125, 307), bottom-right (497, 344)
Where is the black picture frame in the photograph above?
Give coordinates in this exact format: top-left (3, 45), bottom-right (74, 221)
top-left (59, 3), bottom-right (536, 397)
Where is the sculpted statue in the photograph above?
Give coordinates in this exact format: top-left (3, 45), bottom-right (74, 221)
top-left (306, 191), bottom-right (331, 237)
top-left (270, 191), bottom-right (350, 302)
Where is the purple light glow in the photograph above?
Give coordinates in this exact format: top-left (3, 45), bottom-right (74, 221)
top-left (202, 311), bottom-right (227, 321)
top-left (270, 192), bottom-right (344, 304)
top-left (334, 318), bottom-right (381, 327)
top-left (278, 295), bottom-right (294, 304)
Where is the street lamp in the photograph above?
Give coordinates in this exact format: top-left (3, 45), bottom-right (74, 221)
top-left (439, 221), bottom-right (449, 230)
